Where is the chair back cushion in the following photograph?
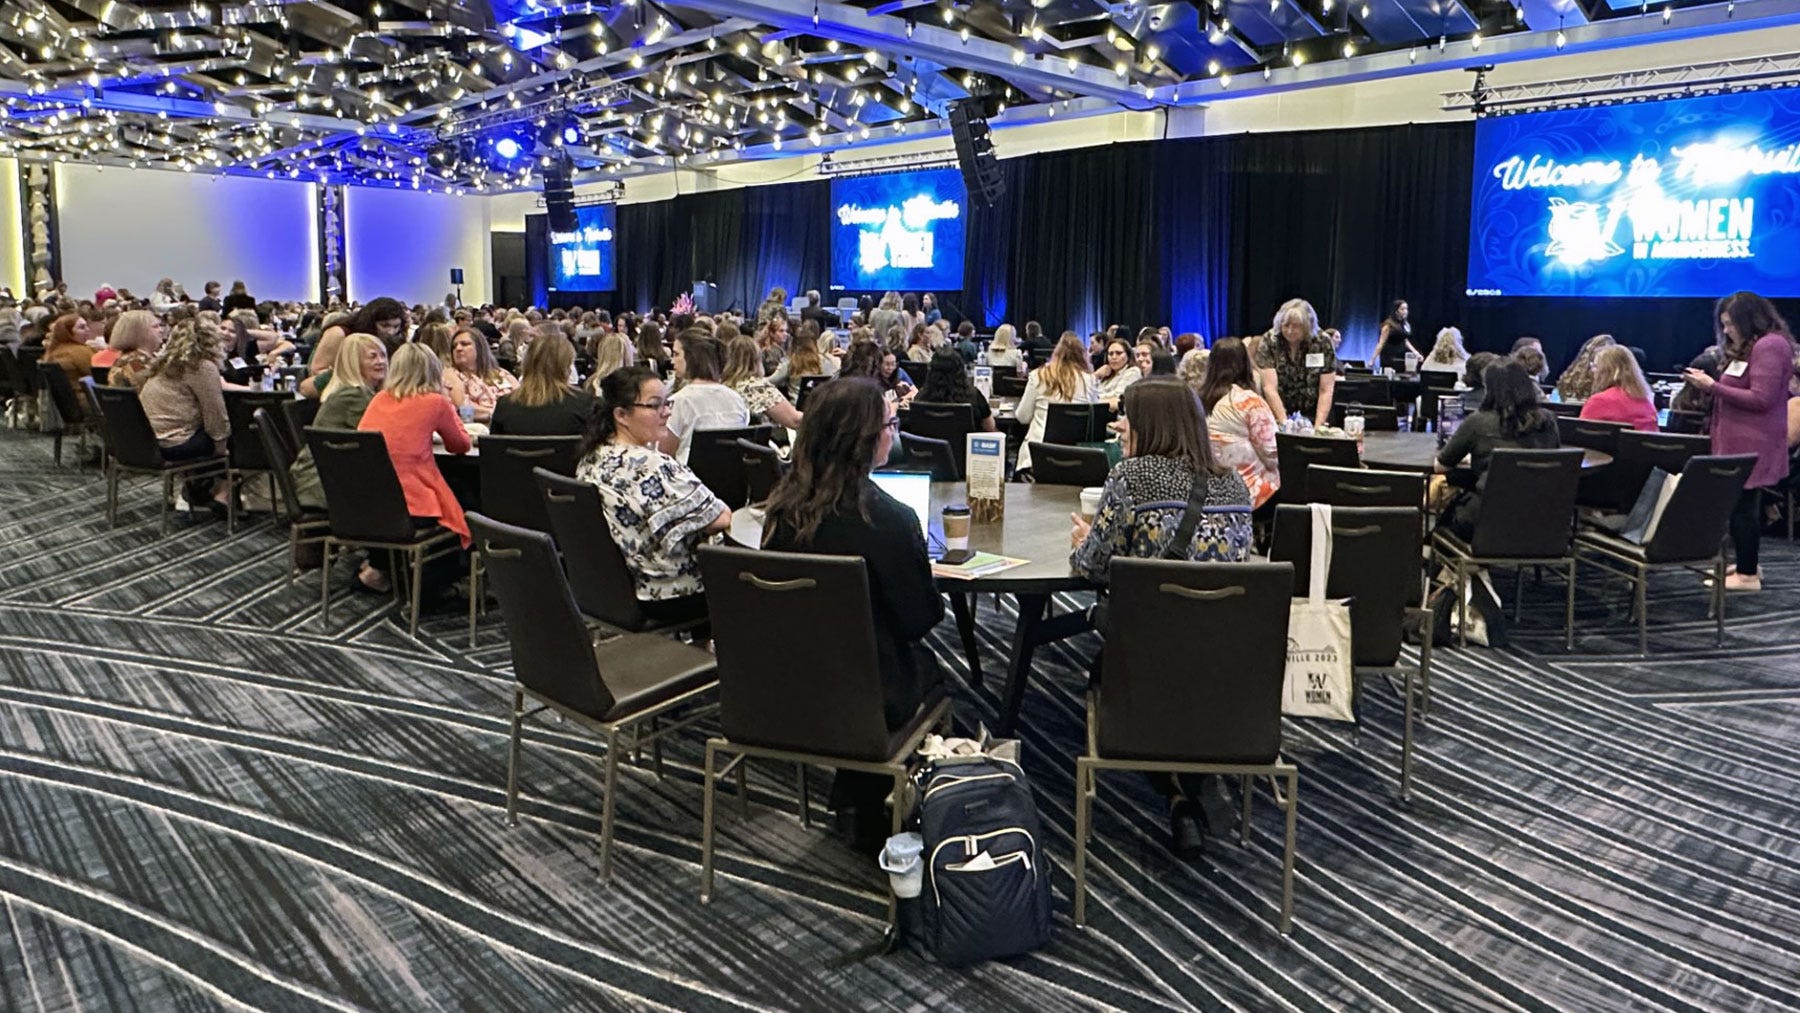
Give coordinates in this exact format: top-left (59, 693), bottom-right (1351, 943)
top-left (478, 434), bottom-right (582, 531)
top-left (90, 385), bottom-right (166, 469)
top-left (898, 432), bottom-right (962, 481)
top-left (1027, 443), bottom-right (1110, 486)
top-left (468, 513), bottom-right (613, 717)
top-left (1042, 403), bottom-right (1112, 446)
top-left (1275, 432), bottom-right (1362, 504)
top-left (224, 391), bottom-right (295, 469)
top-left (1269, 505), bottom-right (1419, 666)
top-left (533, 468), bottom-right (648, 630)
top-left (37, 363), bottom-right (83, 428)
top-left (737, 440), bottom-right (784, 505)
top-left (688, 425), bottom-right (773, 508)
top-left (1334, 375), bottom-right (1394, 406)
top-left (903, 401), bottom-right (976, 445)
top-left (1098, 560), bottom-right (1294, 763)
top-left (1304, 465), bottom-right (1423, 508)
top-left (252, 408), bottom-right (306, 524)
top-left (1554, 415), bottom-right (1630, 453)
top-left (303, 428), bottom-right (417, 542)
top-left (1469, 448), bottom-right (1583, 558)
top-left (1644, 455), bottom-right (1757, 564)
top-left (699, 545), bottom-right (892, 759)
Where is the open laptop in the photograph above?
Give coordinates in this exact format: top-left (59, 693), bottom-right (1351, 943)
top-left (871, 470), bottom-right (933, 544)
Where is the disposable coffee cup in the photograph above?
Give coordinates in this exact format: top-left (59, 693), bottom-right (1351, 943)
top-left (879, 832), bottom-right (925, 899)
top-left (1079, 486), bottom-right (1104, 522)
top-left (941, 504), bottom-right (971, 550)
top-left (1344, 414), bottom-right (1365, 438)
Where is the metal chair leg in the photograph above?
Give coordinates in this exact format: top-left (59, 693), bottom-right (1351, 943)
top-left (700, 743), bottom-right (719, 903)
top-left (1565, 559), bottom-right (1576, 652)
top-left (467, 554), bottom-right (480, 648)
top-left (796, 764), bottom-right (809, 826)
top-left (106, 461), bottom-right (119, 527)
top-left (160, 473), bottom-right (173, 537)
top-left (1072, 757), bottom-right (1092, 928)
top-left (599, 728), bottom-right (621, 881)
top-left (1239, 773), bottom-right (1252, 843)
top-left (737, 755), bottom-right (749, 820)
top-left (1401, 667), bottom-right (1415, 802)
top-left (1635, 567), bottom-right (1648, 658)
top-left (407, 547), bottom-right (425, 638)
top-left (1279, 770), bottom-right (1298, 935)
top-left (226, 472), bottom-right (237, 533)
top-left (503, 687), bottom-right (524, 828)
top-left (319, 540), bottom-right (333, 626)
top-left (1715, 556), bottom-right (1727, 647)
top-left (1457, 563), bottom-right (1470, 647)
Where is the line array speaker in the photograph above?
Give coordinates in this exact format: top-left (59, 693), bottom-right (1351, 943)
top-left (949, 101), bottom-right (1005, 207)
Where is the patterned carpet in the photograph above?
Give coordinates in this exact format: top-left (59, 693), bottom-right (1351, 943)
top-left (0, 425), bottom-right (1795, 1012)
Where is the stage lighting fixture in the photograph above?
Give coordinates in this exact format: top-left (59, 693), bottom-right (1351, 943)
top-left (493, 136), bottom-right (522, 159)
top-left (563, 122), bottom-right (582, 145)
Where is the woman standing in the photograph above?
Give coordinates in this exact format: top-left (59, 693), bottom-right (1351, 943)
top-left (1253, 299), bottom-right (1337, 426)
top-left (1015, 331), bottom-right (1100, 474)
top-left (578, 365), bottom-right (732, 628)
top-left (1196, 338), bottom-right (1280, 509)
top-left (1683, 292), bottom-right (1795, 593)
top-left (1376, 300), bottom-right (1421, 370)
top-left (762, 378), bottom-right (943, 850)
top-left (1579, 345), bottom-right (1658, 432)
top-left (444, 326), bottom-right (520, 423)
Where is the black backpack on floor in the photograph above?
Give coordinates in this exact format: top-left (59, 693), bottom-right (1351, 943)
top-left (916, 755), bottom-right (1052, 966)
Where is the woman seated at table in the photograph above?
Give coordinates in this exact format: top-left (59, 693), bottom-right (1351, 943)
top-left (768, 321), bottom-right (837, 401)
top-left (228, 308), bottom-right (294, 361)
top-left (1420, 327), bottom-right (1469, 374)
top-left (722, 334), bottom-right (804, 431)
top-left (916, 349), bottom-right (998, 434)
top-left (353, 343), bottom-right (470, 596)
top-left (1554, 333), bottom-right (1616, 402)
top-left (635, 321), bottom-right (671, 376)
top-left (293, 333), bottom-right (387, 510)
top-left (1196, 338), bottom-right (1280, 509)
top-left (1578, 345), bottom-right (1659, 432)
top-left (139, 319), bottom-right (232, 511)
top-left (445, 326), bottom-right (519, 423)
top-left (762, 378), bottom-right (942, 851)
top-left (986, 324), bottom-right (1026, 375)
top-left (662, 330), bottom-right (749, 464)
top-left (306, 298), bottom-right (405, 392)
top-left (491, 330), bottom-right (597, 437)
top-left (41, 313), bottom-right (97, 397)
top-left (1458, 352), bottom-right (1501, 414)
top-left (1068, 377), bottom-right (1253, 856)
top-left (1093, 338), bottom-right (1141, 402)
top-left (1435, 361), bottom-right (1560, 540)
top-left (586, 332), bottom-right (634, 390)
top-left (99, 309), bottom-right (166, 389)
top-left (1015, 331), bottom-right (1100, 475)
top-left (577, 364), bottom-right (731, 630)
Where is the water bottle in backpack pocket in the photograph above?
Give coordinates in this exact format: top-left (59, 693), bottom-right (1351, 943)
top-left (916, 756), bottom-right (1052, 966)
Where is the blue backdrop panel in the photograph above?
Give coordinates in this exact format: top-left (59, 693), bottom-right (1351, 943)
top-left (548, 204), bottom-right (616, 293)
top-left (1468, 87), bottom-right (1800, 299)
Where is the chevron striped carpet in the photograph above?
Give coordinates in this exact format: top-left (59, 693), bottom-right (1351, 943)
top-left (0, 427), bottom-right (1795, 1012)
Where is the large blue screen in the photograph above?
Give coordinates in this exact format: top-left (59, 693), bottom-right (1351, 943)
top-left (549, 204), bottom-right (616, 293)
top-left (1467, 88), bottom-right (1800, 298)
top-left (830, 167), bottom-right (967, 292)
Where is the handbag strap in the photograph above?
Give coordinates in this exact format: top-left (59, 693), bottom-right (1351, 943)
top-left (1161, 469), bottom-right (1213, 560)
top-left (1308, 503), bottom-right (1333, 604)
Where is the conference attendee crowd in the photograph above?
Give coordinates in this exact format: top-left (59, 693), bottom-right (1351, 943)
top-left (2, 274), bottom-right (1794, 854)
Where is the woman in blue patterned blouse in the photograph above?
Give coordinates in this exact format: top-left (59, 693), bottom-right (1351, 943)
top-left (576, 365), bottom-right (733, 630)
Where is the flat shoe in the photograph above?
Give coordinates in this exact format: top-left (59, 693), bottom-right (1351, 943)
top-left (1168, 800), bottom-right (1204, 860)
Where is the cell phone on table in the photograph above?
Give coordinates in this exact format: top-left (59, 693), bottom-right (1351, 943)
top-left (938, 548), bottom-right (976, 565)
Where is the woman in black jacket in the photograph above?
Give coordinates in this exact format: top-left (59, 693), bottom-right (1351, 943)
top-left (762, 377), bottom-right (943, 848)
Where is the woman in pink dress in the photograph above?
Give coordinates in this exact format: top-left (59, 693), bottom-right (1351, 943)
top-left (1196, 337), bottom-right (1280, 509)
top-left (1683, 292), bottom-right (1795, 593)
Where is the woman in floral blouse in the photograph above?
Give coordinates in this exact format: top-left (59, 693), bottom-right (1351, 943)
top-left (576, 364), bottom-right (732, 628)
top-left (1196, 337), bottom-right (1280, 509)
top-left (445, 326), bottom-right (518, 422)
top-left (722, 334), bottom-right (804, 430)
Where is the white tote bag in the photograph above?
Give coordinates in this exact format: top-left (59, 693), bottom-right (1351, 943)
top-left (1282, 504), bottom-right (1357, 722)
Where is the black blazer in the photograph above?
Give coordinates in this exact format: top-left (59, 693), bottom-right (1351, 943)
top-left (800, 305), bottom-right (830, 329)
top-left (764, 480), bottom-right (944, 729)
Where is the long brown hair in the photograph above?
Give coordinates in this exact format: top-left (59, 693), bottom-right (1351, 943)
top-left (1196, 337), bottom-right (1253, 411)
top-left (1590, 345), bottom-right (1649, 403)
top-left (1122, 378), bottom-right (1223, 475)
top-left (762, 378), bottom-right (887, 545)
top-left (787, 321), bottom-right (824, 376)
top-left (513, 332), bottom-right (575, 407)
top-left (1719, 290), bottom-right (1795, 362)
top-left (1036, 331), bottom-right (1092, 400)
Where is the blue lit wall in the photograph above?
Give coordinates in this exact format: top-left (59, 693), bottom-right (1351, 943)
top-left (344, 186), bottom-right (492, 305)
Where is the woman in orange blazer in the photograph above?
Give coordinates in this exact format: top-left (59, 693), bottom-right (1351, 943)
top-left (353, 342), bottom-right (471, 594)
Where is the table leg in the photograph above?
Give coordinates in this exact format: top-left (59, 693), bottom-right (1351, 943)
top-left (996, 593), bottom-right (1050, 736)
top-left (949, 592), bottom-right (982, 688)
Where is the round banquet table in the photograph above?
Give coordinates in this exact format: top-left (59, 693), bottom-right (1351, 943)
top-left (1357, 430), bottom-right (1612, 472)
top-left (730, 481), bottom-right (1091, 735)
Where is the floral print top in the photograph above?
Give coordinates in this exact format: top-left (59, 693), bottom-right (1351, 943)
top-left (1253, 331), bottom-right (1337, 419)
top-left (1070, 455), bottom-right (1254, 585)
top-left (1207, 384), bottom-right (1281, 508)
top-left (576, 442), bottom-right (728, 601)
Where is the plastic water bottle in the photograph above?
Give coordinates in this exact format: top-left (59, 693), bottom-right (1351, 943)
top-left (261, 370), bottom-right (275, 392)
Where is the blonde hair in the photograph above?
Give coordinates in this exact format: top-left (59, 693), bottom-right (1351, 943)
top-left (989, 324), bottom-right (1017, 355)
top-left (514, 333), bottom-right (575, 408)
top-left (587, 332), bottom-right (633, 389)
top-left (109, 310), bottom-right (160, 353)
top-left (1429, 327), bottom-right (1467, 364)
top-left (722, 334), bottom-right (765, 387)
top-left (1591, 345), bottom-right (1650, 402)
top-left (384, 342), bottom-right (444, 399)
top-left (1178, 347), bottom-right (1209, 392)
top-left (1036, 331), bottom-right (1094, 401)
top-left (323, 333), bottom-right (382, 403)
top-left (146, 319), bottom-right (223, 382)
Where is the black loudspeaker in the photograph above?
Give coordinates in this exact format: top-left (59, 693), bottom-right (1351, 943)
top-left (544, 156), bottom-right (578, 232)
top-left (949, 101), bottom-right (1005, 207)
top-left (449, 268), bottom-right (464, 285)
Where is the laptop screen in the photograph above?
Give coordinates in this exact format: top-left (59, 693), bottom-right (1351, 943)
top-left (871, 470), bottom-right (933, 543)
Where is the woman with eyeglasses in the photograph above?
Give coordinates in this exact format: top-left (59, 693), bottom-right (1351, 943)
top-left (577, 365), bottom-right (733, 629)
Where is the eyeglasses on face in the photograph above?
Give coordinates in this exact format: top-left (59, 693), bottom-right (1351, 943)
top-left (883, 417), bottom-right (901, 431)
top-left (631, 398), bottom-right (671, 412)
